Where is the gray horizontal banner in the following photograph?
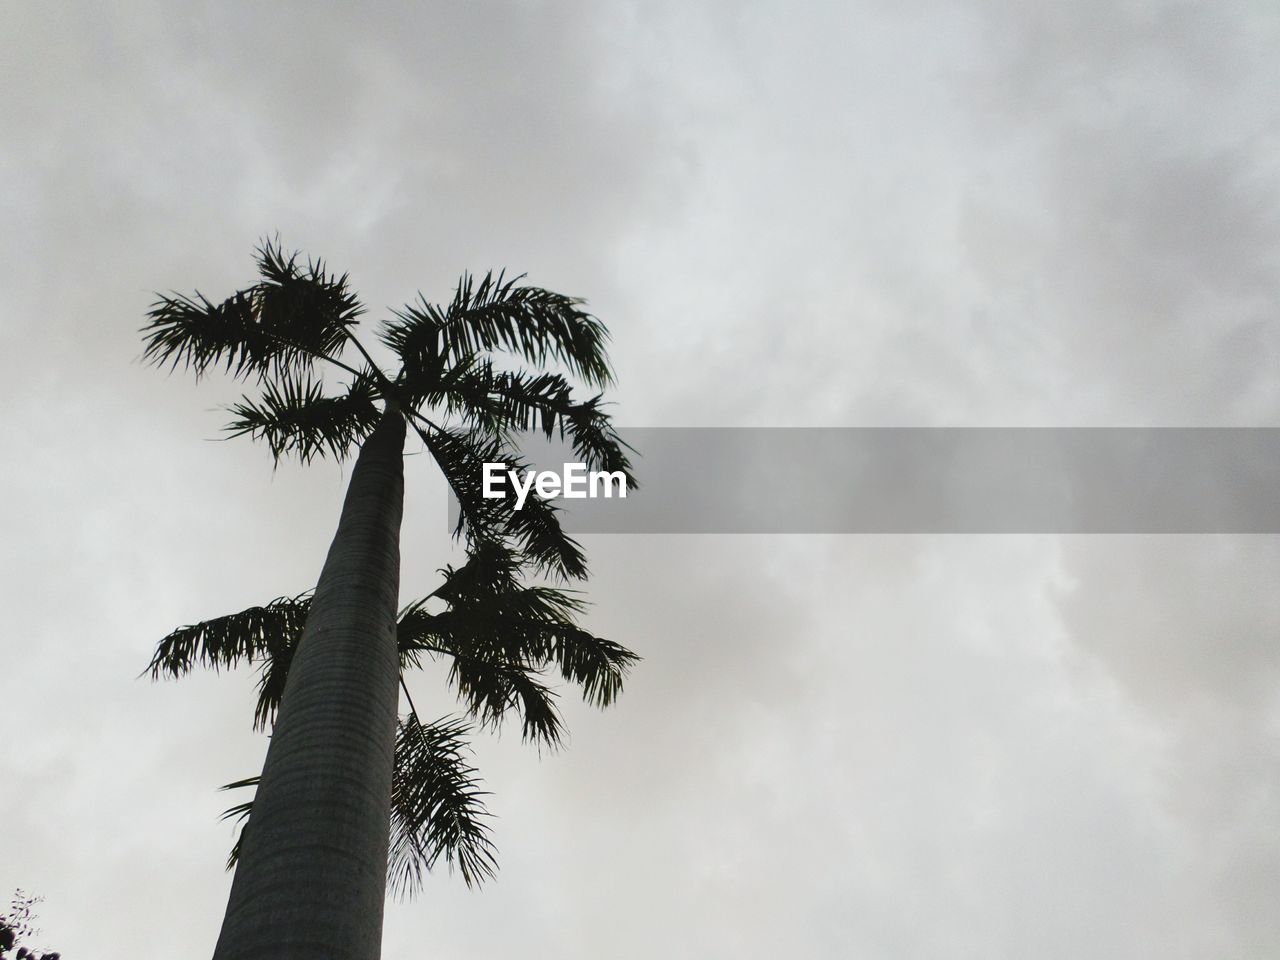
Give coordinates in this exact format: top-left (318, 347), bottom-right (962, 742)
top-left (447, 428), bottom-right (1280, 533)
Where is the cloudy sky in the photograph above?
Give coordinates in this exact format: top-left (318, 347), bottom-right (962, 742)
top-left (4, 1), bottom-right (1280, 956)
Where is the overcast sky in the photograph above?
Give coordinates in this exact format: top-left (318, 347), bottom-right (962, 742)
top-left (3, 1), bottom-right (1280, 957)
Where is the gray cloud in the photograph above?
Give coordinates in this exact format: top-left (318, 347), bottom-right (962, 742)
top-left (3, 1), bottom-right (1278, 957)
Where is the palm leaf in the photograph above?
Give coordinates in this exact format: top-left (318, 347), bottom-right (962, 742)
top-left (399, 544), bottom-right (639, 734)
top-left (389, 713), bottom-right (498, 893)
top-left (538, 621), bottom-right (638, 708)
top-left (433, 360), bottom-right (636, 482)
top-left (251, 240), bottom-right (365, 360)
top-left (218, 776), bottom-right (260, 871)
top-left (225, 370), bottom-right (380, 464)
top-left (436, 560), bottom-right (637, 707)
top-left (448, 648), bottom-right (564, 745)
top-left (141, 239), bottom-right (363, 382)
top-left (381, 271), bottom-right (613, 389)
top-left (401, 602), bottom-right (635, 720)
top-left (145, 592), bottom-right (311, 730)
top-left (220, 715), bottom-right (498, 893)
top-left (416, 423), bottom-right (588, 580)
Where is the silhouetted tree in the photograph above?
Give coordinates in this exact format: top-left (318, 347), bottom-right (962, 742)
top-left (142, 241), bottom-right (636, 960)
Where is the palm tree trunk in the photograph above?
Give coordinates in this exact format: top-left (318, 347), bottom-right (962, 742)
top-left (213, 410), bottom-right (407, 960)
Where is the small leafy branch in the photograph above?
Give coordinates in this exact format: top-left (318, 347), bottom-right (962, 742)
top-left (0, 891), bottom-right (60, 960)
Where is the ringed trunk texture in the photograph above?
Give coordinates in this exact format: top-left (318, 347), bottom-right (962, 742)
top-left (213, 411), bottom-right (407, 960)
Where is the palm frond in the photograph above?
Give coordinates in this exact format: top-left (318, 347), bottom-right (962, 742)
top-left (221, 717), bottom-right (499, 894)
top-left (540, 621), bottom-right (639, 708)
top-left (142, 290), bottom-right (266, 379)
top-left (389, 714), bottom-right (498, 894)
top-left (146, 593), bottom-right (309, 679)
top-left (432, 536), bottom-right (526, 594)
top-left (415, 423), bottom-right (588, 580)
top-left (141, 239), bottom-right (364, 382)
top-left (449, 649), bottom-right (564, 745)
top-left (401, 599), bottom-right (636, 714)
top-left (218, 776), bottom-right (259, 871)
top-left (145, 592), bottom-right (310, 730)
top-left (381, 271), bottom-right (613, 389)
top-left (252, 239), bottom-right (365, 359)
top-left (398, 543), bottom-right (638, 731)
top-left (398, 603), bottom-right (560, 745)
top-left (430, 361), bottom-right (635, 483)
top-left (225, 370), bottom-right (380, 464)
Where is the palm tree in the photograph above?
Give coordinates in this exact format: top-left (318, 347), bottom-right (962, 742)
top-left (141, 241), bottom-right (636, 960)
